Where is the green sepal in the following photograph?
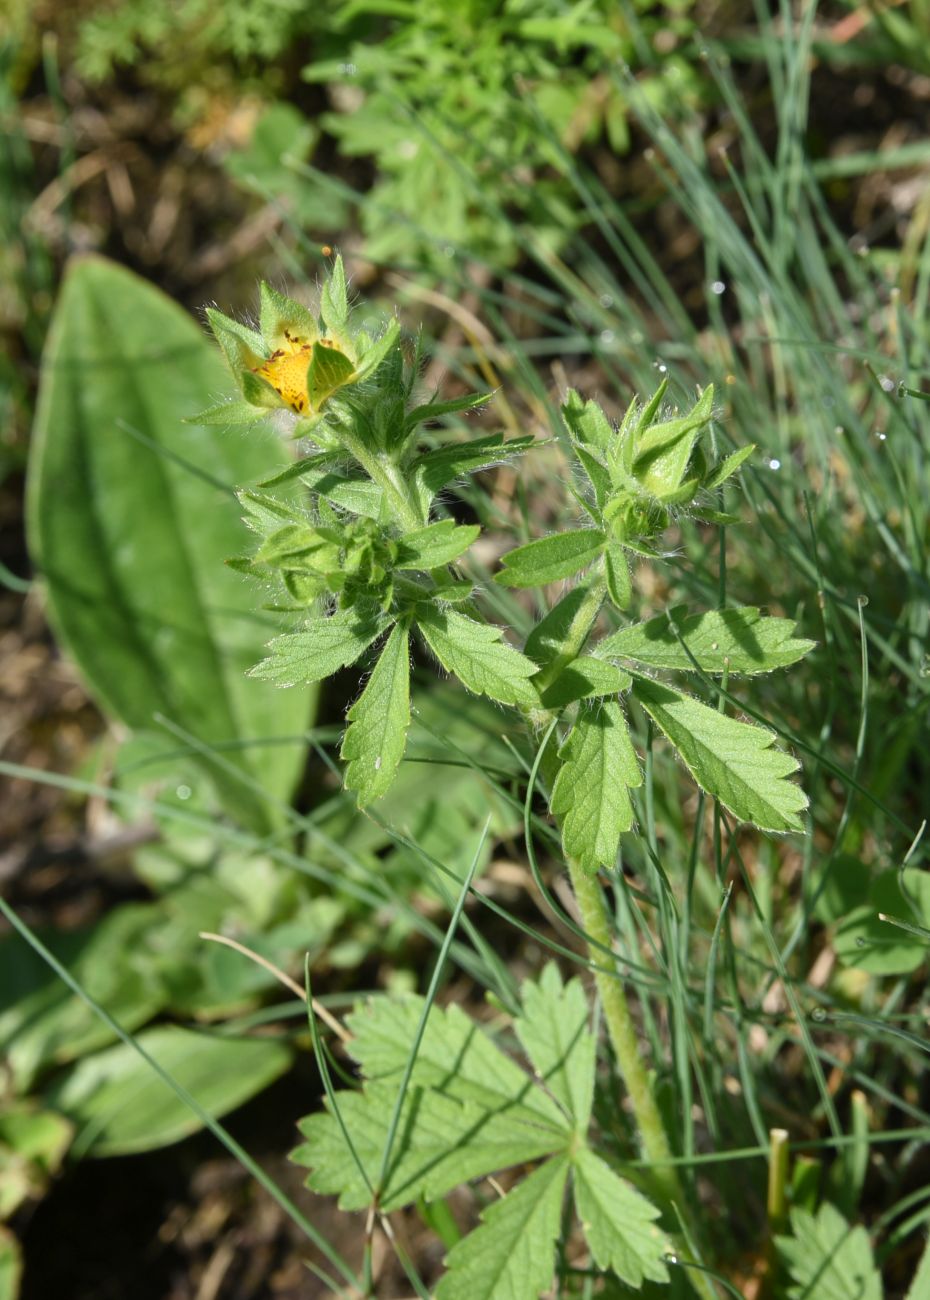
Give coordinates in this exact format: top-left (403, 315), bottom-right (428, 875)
top-left (319, 254), bottom-right (350, 346)
top-left (258, 281), bottom-right (319, 350)
top-left (632, 385), bottom-right (714, 499)
top-left (307, 341), bottom-right (356, 408)
top-left (354, 319), bottom-right (401, 383)
top-left (241, 369), bottom-right (285, 409)
top-left (185, 400), bottom-right (266, 427)
top-left (204, 308), bottom-right (265, 367)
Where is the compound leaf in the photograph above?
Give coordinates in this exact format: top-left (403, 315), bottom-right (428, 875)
top-left (632, 676), bottom-right (807, 832)
top-left (550, 698), bottom-right (641, 873)
top-left (341, 622), bottom-right (410, 805)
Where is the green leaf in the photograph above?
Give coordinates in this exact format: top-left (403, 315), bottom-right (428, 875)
top-left (410, 434), bottom-right (535, 508)
top-left (395, 520), bottom-right (480, 569)
top-left (204, 307), bottom-right (265, 372)
top-left (776, 1203), bottom-right (882, 1300)
top-left (417, 607), bottom-right (540, 707)
top-left (704, 442), bottom-right (755, 490)
top-left (346, 997), bottom-right (568, 1131)
top-left (250, 606), bottom-right (389, 686)
top-left (0, 904), bottom-right (167, 1092)
top-left (834, 868), bottom-right (930, 974)
top-left (550, 698), bottom-right (642, 873)
top-left (435, 1156), bottom-right (569, 1300)
top-left (295, 1082), bottom-right (568, 1214)
top-left (495, 529), bottom-right (606, 588)
top-left (539, 656), bottom-right (632, 709)
top-left (525, 585), bottom-right (594, 668)
top-left (632, 676), bottom-right (807, 832)
top-left (342, 622), bottom-right (410, 805)
top-left (405, 391), bottom-right (493, 434)
top-left (574, 442), bottom-right (612, 507)
top-left (605, 542), bottom-right (632, 609)
top-left (572, 1148), bottom-right (670, 1287)
top-left (43, 1026), bottom-right (292, 1157)
top-left (306, 340), bottom-right (356, 408)
top-left (515, 964), bottom-right (595, 1128)
top-left (27, 257), bottom-right (312, 833)
top-left (599, 607), bottom-right (815, 675)
top-left (260, 459), bottom-right (385, 518)
top-left (0, 1103), bottom-right (72, 1218)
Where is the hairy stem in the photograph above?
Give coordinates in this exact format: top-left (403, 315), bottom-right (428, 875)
top-left (569, 862), bottom-right (718, 1300)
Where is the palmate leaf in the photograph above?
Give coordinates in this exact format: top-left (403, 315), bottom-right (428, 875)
top-left (434, 1156), bottom-right (570, 1300)
top-left (571, 1148), bottom-right (670, 1288)
top-left (776, 1203), bottom-right (882, 1300)
top-left (346, 997), bottom-right (568, 1129)
top-left (417, 607), bottom-right (540, 707)
top-left (599, 606), bottom-right (814, 675)
top-left (550, 698), bottom-right (642, 873)
top-left (250, 605), bottom-right (389, 686)
top-left (632, 676), bottom-right (807, 832)
top-left (341, 622), bottom-right (410, 805)
top-left (294, 1082), bottom-right (568, 1213)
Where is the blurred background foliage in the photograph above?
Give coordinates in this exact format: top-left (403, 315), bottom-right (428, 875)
top-left (2, 0), bottom-right (930, 1296)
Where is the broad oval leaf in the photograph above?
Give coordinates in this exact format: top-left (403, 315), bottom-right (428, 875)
top-left (43, 1025), bottom-right (292, 1157)
top-left (495, 529), bottom-right (606, 588)
top-left (27, 256), bottom-right (314, 832)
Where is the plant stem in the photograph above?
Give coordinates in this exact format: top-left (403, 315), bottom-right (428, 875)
top-left (569, 860), bottom-right (718, 1300)
top-left (336, 428), bottom-right (424, 531)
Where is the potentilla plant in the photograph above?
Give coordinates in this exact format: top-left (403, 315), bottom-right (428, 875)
top-left (202, 259), bottom-right (813, 1299)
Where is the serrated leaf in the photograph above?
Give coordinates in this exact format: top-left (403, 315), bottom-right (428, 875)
top-left (306, 341), bottom-right (355, 408)
top-left (550, 698), bottom-right (642, 872)
top-left (405, 391), bottom-right (493, 434)
top-left (572, 1148), bottom-right (670, 1287)
top-left (516, 965), bottom-right (595, 1128)
top-left (435, 1156), bottom-right (569, 1300)
top-left (539, 657), bottom-right (631, 710)
top-left (525, 585), bottom-right (596, 668)
top-left (411, 434), bottom-right (534, 509)
top-left (704, 442), bottom-right (755, 490)
top-left (776, 1203), bottom-right (881, 1300)
top-left (417, 607), bottom-right (540, 707)
top-left (605, 542), bottom-right (632, 609)
top-left (250, 606), bottom-right (388, 686)
top-left (396, 520), bottom-right (480, 569)
top-left (295, 1081), bottom-right (567, 1214)
top-left (346, 998), bottom-right (568, 1131)
top-left (632, 676), bottom-right (807, 832)
top-left (495, 530), bottom-right (606, 588)
top-left (341, 623), bottom-right (410, 805)
top-left (599, 607), bottom-right (815, 675)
